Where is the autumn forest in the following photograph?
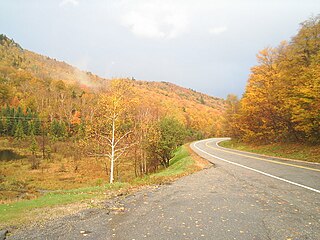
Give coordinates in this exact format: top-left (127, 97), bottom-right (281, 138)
top-left (0, 16), bottom-right (319, 204)
top-left (225, 16), bottom-right (320, 145)
top-left (0, 30), bottom-right (225, 202)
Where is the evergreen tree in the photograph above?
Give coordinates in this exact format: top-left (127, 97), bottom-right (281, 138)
top-left (50, 119), bottom-right (67, 141)
top-left (22, 119), bottom-right (29, 135)
top-left (14, 120), bottom-right (25, 140)
top-left (16, 106), bottom-right (23, 118)
top-left (29, 134), bottom-right (38, 156)
top-left (33, 114), bottom-right (41, 135)
top-left (28, 120), bottom-right (36, 135)
top-left (0, 119), bottom-right (3, 136)
top-left (4, 106), bottom-right (14, 136)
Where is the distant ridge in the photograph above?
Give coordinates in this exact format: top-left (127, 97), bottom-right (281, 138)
top-left (0, 34), bottom-right (225, 136)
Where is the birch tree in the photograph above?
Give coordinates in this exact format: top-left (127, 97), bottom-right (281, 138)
top-left (88, 79), bottom-right (136, 183)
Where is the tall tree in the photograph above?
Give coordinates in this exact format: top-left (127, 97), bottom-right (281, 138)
top-left (155, 117), bottom-right (187, 168)
top-left (233, 15), bottom-right (320, 144)
top-left (88, 79), bottom-right (136, 183)
top-left (224, 94), bottom-right (241, 138)
top-left (14, 120), bottom-right (25, 140)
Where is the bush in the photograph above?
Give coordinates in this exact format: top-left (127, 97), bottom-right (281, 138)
top-left (29, 155), bottom-right (40, 169)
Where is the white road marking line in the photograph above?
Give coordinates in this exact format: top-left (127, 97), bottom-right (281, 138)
top-left (214, 140), bottom-right (320, 166)
top-left (193, 140), bottom-right (320, 194)
top-left (206, 141), bottom-right (320, 172)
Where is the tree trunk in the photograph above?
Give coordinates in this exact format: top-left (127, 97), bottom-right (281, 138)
top-left (110, 116), bottom-right (115, 184)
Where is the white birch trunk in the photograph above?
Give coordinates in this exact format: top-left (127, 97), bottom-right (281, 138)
top-left (110, 115), bottom-right (115, 184)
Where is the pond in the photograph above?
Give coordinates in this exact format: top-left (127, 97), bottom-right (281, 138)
top-left (0, 150), bottom-right (24, 161)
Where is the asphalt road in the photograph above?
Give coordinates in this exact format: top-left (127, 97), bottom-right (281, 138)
top-left (8, 138), bottom-right (320, 240)
top-left (109, 138), bottom-right (320, 240)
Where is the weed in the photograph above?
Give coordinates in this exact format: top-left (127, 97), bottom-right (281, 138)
top-left (0, 144), bottom-right (209, 228)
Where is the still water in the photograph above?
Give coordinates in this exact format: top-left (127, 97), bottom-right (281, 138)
top-left (0, 150), bottom-right (24, 161)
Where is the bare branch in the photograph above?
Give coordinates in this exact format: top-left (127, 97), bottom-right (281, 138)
top-left (88, 153), bottom-right (112, 160)
top-left (114, 130), bottom-right (133, 146)
top-left (98, 134), bottom-right (112, 145)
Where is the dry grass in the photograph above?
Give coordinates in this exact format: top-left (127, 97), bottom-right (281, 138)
top-left (0, 154), bottom-right (111, 203)
top-left (0, 142), bottom-right (212, 230)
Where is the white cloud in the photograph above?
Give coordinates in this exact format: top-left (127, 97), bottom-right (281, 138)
top-left (59, 0), bottom-right (79, 7)
top-left (209, 26), bottom-right (228, 35)
top-left (119, 1), bottom-right (189, 39)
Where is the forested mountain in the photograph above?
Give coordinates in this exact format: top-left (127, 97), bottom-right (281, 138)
top-left (225, 16), bottom-right (320, 144)
top-left (0, 34), bottom-right (224, 135)
top-left (0, 34), bottom-right (225, 183)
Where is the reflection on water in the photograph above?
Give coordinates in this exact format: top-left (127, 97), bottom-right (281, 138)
top-left (0, 150), bottom-right (24, 161)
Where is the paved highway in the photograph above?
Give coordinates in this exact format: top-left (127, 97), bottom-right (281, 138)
top-left (194, 138), bottom-right (320, 194)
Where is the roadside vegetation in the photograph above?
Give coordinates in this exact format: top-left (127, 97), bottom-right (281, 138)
top-left (0, 145), bottom-right (210, 228)
top-left (0, 33), bottom-right (216, 230)
top-left (223, 16), bottom-right (320, 155)
top-left (220, 139), bottom-right (320, 163)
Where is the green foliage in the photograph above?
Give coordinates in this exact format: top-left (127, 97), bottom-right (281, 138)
top-left (29, 135), bottom-right (38, 156)
top-left (0, 106), bottom-right (42, 137)
top-left (0, 30), bottom-right (224, 191)
top-left (199, 95), bottom-right (205, 104)
top-left (50, 119), bottom-right (67, 141)
top-left (156, 117), bottom-right (188, 167)
top-left (151, 146), bottom-right (193, 177)
top-left (0, 183), bottom-right (130, 225)
top-left (44, 146), bottom-right (52, 160)
top-left (0, 34), bottom-right (22, 49)
top-left (33, 116), bottom-right (41, 135)
top-left (0, 119), bottom-right (3, 135)
top-left (27, 120), bottom-right (36, 135)
top-left (14, 120), bottom-right (25, 140)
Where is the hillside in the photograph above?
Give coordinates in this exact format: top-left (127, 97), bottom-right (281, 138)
top-left (0, 34), bottom-right (102, 87)
top-left (132, 81), bottom-right (225, 136)
top-left (0, 34), bottom-right (225, 202)
top-left (0, 34), bottom-right (225, 137)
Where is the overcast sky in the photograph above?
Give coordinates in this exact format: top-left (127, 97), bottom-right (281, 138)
top-left (0, 0), bottom-right (319, 98)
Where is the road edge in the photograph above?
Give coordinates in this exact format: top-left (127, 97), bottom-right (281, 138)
top-left (217, 139), bottom-right (320, 165)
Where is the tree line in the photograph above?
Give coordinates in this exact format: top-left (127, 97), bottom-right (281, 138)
top-left (225, 16), bottom-right (320, 144)
top-left (84, 80), bottom-right (194, 183)
top-left (0, 33), bottom-right (226, 183)
top-left (0, 106), bottom-right (41, 138)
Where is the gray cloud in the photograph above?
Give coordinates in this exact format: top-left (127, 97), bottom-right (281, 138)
top-left (59, 0), bottom-right (79, 7)
top-left (0, 0), bottom-right (319, 98)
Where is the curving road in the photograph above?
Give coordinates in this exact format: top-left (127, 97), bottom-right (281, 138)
top-left (9, 138), bottom-right (320, 240)
top-left (194, 138), bottom-right (320, 194)
top-left (108, 138), bottom-right (320, 240)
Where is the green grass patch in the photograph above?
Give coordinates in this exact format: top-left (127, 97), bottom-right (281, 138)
top-left (152, 146), bottom-right (193, 177)
top-left (0, 182), bottom-right (129, 226)
top-left (133, 145), bottom-right (198, 185)
top-left (219, 140), bottom-right (320, 163)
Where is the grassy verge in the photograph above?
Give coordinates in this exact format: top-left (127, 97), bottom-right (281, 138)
top-left (219, 139), bottom-right (320, 163)
top-left (0, 182), bottom-right (129, 228)
top-left (135, 145), bottom-right (211, 185)
top-left (0, 144), bottom-right (210, 228)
